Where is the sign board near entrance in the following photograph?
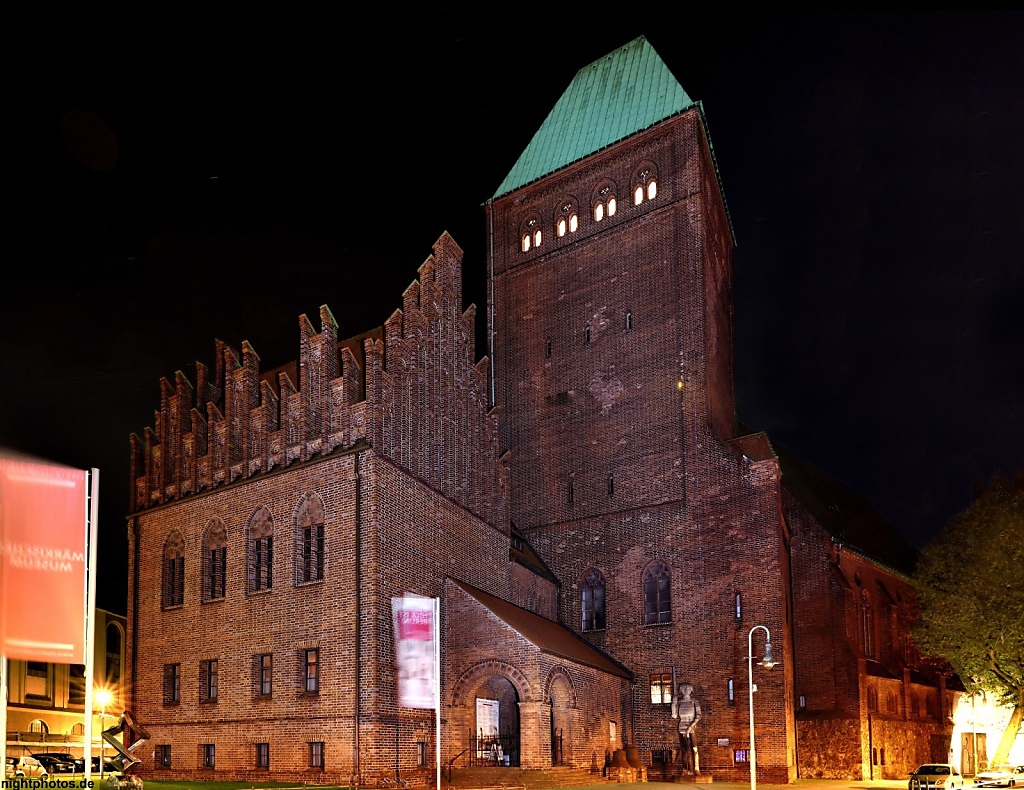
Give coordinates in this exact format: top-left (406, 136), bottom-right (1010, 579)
top-left (392, 594), bottom-right (437, 709)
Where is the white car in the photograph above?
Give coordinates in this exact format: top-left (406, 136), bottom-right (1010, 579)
top-left (976, 765), bottom-right (1024, 788)
top-left (5, 756), bottom-right (48, 779)
top-left (908, 763), bottom-right (964, 790)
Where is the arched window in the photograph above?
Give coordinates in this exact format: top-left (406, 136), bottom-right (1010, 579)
top-left (295, 493), bottom-right (326, 584)
top-left (643, 561), bottom-right (671, 625)
top-left (520, 213), bottom-right (542, 252)
top-left (29, 719), bottom-right (48, 734)
top-left (886, 690), bottom-right (898, 713)
top-left (247, 507), bottom-right (274, 593)
top-left (556, 198), bottom-right (579, 237)
top-left (592, 180), bottom-right (617, 222)
top-left (201, 519), bottom-right (227, 602)
top-left (581, 568), bottom-right (606, 631)
top-left (867, 686), bottom-right (879, 712)
top-left (632, 163), bottom-right (659, 206)
top-left (860, 590), bottom-right (875, 659)
top-left (162, 531), bottom-right (186, 608)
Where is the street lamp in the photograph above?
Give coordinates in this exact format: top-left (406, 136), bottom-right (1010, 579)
top-left (94, 688), bottom-right (112, 779)
top-left (747, 625), bottom-right (776, 790)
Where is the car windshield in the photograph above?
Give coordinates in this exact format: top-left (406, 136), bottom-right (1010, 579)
top-left (920, 766), bottom-right (950, 775)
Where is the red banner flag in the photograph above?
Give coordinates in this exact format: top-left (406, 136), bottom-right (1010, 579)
top-left (392, 595), bottom-right (437, 709)
top-left (0, 457), bottom-right (88, 662)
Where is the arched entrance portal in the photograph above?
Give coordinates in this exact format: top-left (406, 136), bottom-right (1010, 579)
top-left (472, 675), bottom-right (520, 767)
top-left (549, 673), bottom-right (574, 767)
top-left (451, 662), bottom-right (528, 769)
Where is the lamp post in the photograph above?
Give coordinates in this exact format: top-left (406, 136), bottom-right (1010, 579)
top-left (94, 688), bottom-right (112, 779)
top-left (747, 625), bottom-right (775, 790)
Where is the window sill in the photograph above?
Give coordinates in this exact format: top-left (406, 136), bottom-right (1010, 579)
top-left (295, 578), bottom-right (324, 589)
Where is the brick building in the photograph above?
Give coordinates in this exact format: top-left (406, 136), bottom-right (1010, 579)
top-left (126, 37), bottom-right (955, 784)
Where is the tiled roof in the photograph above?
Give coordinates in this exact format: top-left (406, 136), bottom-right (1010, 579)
top-left (451, 580), bottom-right (632, 680)
top-left (493, 36), bottom-right (693, 198)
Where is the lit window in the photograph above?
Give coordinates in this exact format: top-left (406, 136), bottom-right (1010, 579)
top-left (593, 181), bottom-right (617, 221)
top-left (643, 561), bottom-right (672, 625)
top-left (607, 197), bottom-right (616, 216)
top-left (649, 672), bottom-right (673, 705)
top-left (533, 229), bottom-right (542, 247)
top-left (256, 653), bottom-right (272, 696)
top-left (634, 185), bottom-right (643, 205)
top-left (520, 215), bottom-right (542, 253)
top-left (557, 218), bottom-right (566, 237)
top-left (255, 743), bottom-right (270, 769)
top-left (522, 234), bottom-right (531, 252)
top-left (647, 180), bottom-right (657, 200)
top-left (633, 165), bottom-right (658, 205)
top-left (799, 694), bottom-right (807, 709)
top-left (569, 212), bottom-right (578, 232)
top-left (304, 648), bottom-right (319, 693)
top-left (594, 201), bottom-right (605, 222)
top-left (201, 744), bottom-right (215, 770)
top-left (728, 678), bottom-right (735, 705)
top-left (734, 749), bottom-right (749, 763)
top-left (735, 592), bottom-right (742, 620)
top-left (581, 569), bottom-right (606, 631)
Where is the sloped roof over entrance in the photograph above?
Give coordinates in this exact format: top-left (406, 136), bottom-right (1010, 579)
top-left (494, 36), bottom-right (694, 198)
top-left (450, 579), bottom-right (632, 680)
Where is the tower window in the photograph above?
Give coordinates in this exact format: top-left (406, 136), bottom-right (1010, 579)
top-left (592, 180), bottom-right (617, 222)
top-left (607, 474), bottom-right (614, 497)
top-left (625, 311), bottom-right (632, 331)
top-left (633, 164), bottom-right (659, 206)
top-left (728, 678), bottom-right (735, 705)
top-left (520, 214), bottom-right (542, 253)
top-left (643, 560), bottom-right (671, 625)
top-left (584, 326), bottom-right (591, 344)
top-left (545, 339), bottom-right (552, 358)
top-left (568, 481), bottom-right (574, 504)
top-left (557, 200), bottom-right (579, 237)
top-left (248, 507), bottom-right (274, 593)
top-left (163, 531), bottom-right (186, 608)
top-left (735, 591), bottom-right (742, 620)
top-left (582, 568), bottom-right (606, 631)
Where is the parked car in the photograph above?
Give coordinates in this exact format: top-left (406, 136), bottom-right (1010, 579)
top-left (31, 754), bottom-right (77, 774)
top-left (5, 756), bottom-right (49, 779)
top-left (71, 756), bottom-right (120, 774)
top-left (976, 765), bottom-right (1024, 787)
top-left (908, 764), bottom-right (964, 789)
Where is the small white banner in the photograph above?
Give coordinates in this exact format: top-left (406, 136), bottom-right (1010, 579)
top-left (392, 595), bottom-right (437, 709)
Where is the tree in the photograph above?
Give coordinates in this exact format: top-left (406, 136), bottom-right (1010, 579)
top-left (913, 486), bottom-right (1024, 765)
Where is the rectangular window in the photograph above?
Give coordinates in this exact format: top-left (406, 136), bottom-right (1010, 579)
top-left (255, 537), bottom-right (273, 591)
top-left (301, 524), bottom-right (325, 582)
top-left (201, 744), bottom-right (215, 769)
top-left (157, 745), bottom-right (171, 768)
top-left (734, 749), bottom-right (749, 763)
top-left (649, 672), bottom-right (673, 705)
top-left (165, 556), bottom-right (184, 606)
top-left (257, 654), bottom-right (272, 696)
top-left (69, 664), bottom-right (86, 706)
top-left (652, 750), bottom-right (672, 765)
top-left (207, 547), bottom-right (226, 600)
top-left (26, 661), bottom-right (51, 700)
top-left (163, 663), bottom-right (181, 705)
top-left (304, 649), bottom-right (319, 693)
top-left (256, 742), bottom-right (270, 769)
top-left (200, 659), bottom-right (218, 703)
top-left (416, 742), bottom-right (427, 768)
top-left (309, 741), bottom-right (325, 770)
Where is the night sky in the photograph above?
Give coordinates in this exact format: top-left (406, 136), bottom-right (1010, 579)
top-left (4, 11), bottom-right (1022, 612)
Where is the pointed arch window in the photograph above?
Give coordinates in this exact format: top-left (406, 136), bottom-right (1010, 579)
top-left (860, 590), bottom-right (875, 659)
top-left (162, 531), bottom-right (186, 608)
top-left (202, 519), bottom-right (227, 602)
top-left (643, 560), bottom-right (671, 625)
top-left (632, 163), bottom-right (659, 206)
top-left (581, 568), bottom-right (606, 631)
top-left (295, 493), bottom-right (326, 584)
top-left (247, 507), bottom-right (274, 593)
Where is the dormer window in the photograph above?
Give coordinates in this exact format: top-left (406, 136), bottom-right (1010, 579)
top-left (592, 180), bottom-right (617, 222)
top-left (633, 164), bottom-right (658, 205)
top-left (556, 199), bottom-right (579, 237)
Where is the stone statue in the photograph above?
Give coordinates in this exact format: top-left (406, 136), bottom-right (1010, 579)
top-left (670, 682), bottom-right (702, 773)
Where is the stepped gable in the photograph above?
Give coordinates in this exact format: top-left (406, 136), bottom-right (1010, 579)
top-left (775, 442), bottom-right (919, 575)
top-left (130, 232), bottom-right (504, 526)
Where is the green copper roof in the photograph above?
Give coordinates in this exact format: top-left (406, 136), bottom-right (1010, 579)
top-left (494, 36), bottom-right (694, 198)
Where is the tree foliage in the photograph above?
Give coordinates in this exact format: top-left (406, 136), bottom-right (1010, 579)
top-left (913, 487), bottom-right (1024, 761)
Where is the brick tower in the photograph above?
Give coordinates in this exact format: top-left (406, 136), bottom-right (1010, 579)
top-left (487, 37), bottom-right (797, 781)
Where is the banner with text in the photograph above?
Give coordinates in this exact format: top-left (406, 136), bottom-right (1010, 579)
top-left (392, 594), bottom-right (437, 709)
top-left (0, 457), bottom-right (88, 662)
